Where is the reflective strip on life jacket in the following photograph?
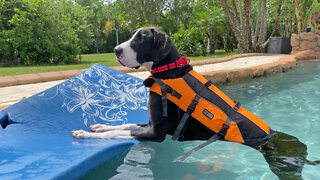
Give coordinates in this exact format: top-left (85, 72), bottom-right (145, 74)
top-left (149, 70), bottom-right (271, 144)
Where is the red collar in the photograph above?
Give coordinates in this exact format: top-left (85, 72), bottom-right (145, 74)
top-left (151, 57), bottom-right (189, 74)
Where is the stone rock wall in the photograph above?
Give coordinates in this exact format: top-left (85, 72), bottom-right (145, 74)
top-left (291, 31), bottom-right (320, 59)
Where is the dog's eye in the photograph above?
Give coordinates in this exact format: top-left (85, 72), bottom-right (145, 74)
top-left (135, 33), bottom-right (146, 42)
top-left (137, 33), bottom-right (145, 40)
top-left (132, 32), bottom-right (147, 43)
top-left (132, 33), bottom-right (140, 41)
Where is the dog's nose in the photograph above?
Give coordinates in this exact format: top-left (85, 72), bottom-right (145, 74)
top-left (114, 47), bottom-right (123, 58)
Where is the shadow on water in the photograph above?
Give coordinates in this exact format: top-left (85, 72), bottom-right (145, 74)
top-left (81, 137), bottom-right (239, 180)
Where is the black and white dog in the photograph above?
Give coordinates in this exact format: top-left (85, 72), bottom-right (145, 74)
top-left (73, 27), bottom-right (319, 179)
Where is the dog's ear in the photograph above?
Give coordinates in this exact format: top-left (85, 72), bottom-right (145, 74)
top-left (151, 28), bottom-right (172, 64)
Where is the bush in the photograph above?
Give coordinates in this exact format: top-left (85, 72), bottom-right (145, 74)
top-left (0, 0), bottom-right (92, 65)
top-left (171, 27), bottom-right (206, 56)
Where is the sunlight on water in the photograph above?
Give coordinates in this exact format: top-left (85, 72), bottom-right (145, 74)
top-left (82, 60), bottom-right (320, 180)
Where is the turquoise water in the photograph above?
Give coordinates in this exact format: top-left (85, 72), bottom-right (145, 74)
top-left (82, 61), bottom-right (320, 180)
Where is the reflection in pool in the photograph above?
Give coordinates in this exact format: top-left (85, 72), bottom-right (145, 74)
top-left (82, 60), bottom-right (320, 180)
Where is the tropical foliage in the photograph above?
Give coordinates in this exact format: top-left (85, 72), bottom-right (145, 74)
top-left (0, 0), bottom-right (93, 65)
top-left (172, 27), bottom-right (207, 56)
top-left (0, 0), bottom-right (319, 66)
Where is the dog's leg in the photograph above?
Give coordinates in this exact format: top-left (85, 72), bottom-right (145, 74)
top-left (128, 93), bottom-right (168, 142)
top-left (72, 93), bottom-right (168, 142)
top-left (90, 124), bottom-right (141, 132)
top-left (72, 129), bottom-right (134, 139)
top-left (258, 131), bottom-right (308, 180)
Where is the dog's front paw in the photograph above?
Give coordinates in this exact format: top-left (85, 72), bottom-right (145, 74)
top-left (72, 130), bottom-right (91, 139)
top-left (90, 124), bottom-right (110, 132)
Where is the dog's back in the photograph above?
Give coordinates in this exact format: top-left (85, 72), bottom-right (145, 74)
top-left (147, 70), bottom-right (274, 147)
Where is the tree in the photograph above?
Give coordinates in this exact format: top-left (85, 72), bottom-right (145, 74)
top-left (244, 0), bottom-right (253, 52)
top-left (4, 0), bottom-right (311, 65)
top-left (218, 0), bottom-right (274, 52)
top-left (219, 0), bottom-right (247, 52)
top-left (171, 27), bottom-right (206, 56)
top-left (0, 0), bottom-right (24, 63)
top-left (75, 0), bottom-right (109, 53)
top-left (65, 2), bottom-right (94, 54)
top-left (104, 27), bottom-right (131, 52)
top-left (0, 0), bottom-right (93, 65)
top-left (104, 0), bottom-right (132, 49)
top-left (261, 0), bottom-right (283, 47)
top-left (191, 0), bottom-right (230, 53)
top-left (119, 0), bottom-right (166, 28)
top-left (292, 0), bottom-right (320, 34)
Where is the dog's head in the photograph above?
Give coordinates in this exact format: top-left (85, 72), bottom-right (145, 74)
top-left (114, 27), bottom-right (175, 71)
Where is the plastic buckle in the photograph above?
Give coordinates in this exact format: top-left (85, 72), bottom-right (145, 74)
top-left (218, 123), bottom-right (230, 137)
top-left (172, 90), bottom-right (182, 99)
top-left (192, 99), bottom-right (199, 106)
top-left (188, 100), bottom-right (198, 112)
top-left (205, 80), bottom-right (213, 87)
top-left (223, 124), bottom-right (229, 129)
top-left (165, 85), bottom-right (173, 93)
top-left (176, 57), bottom-right (188, 67)
top-left (233, 101), bottom-right (241, 111)
top-left (218, 129), bottom-right (227, 137)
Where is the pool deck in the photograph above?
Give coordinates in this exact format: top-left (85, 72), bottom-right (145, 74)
top-left (0, 52), bottom-right (313, 110)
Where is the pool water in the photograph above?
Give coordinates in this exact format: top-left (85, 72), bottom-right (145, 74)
top-left (81, 61), bottom-right (320, 180)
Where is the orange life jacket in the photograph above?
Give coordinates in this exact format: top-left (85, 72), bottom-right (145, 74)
top-left (146, 70), bottom-right (272, 146)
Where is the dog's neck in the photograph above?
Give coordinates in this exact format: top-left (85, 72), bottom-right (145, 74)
top-left (151, 50), bottom-right (192, 79)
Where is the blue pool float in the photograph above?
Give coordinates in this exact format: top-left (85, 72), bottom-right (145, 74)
top-left (0, 64), bottom-right (149, 180)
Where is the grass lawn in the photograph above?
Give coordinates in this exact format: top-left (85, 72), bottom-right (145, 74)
top-left (0, 50), bottom-right (238, 77)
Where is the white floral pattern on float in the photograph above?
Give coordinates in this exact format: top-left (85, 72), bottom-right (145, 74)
top-left (39, 64), bottom-right (149, 126)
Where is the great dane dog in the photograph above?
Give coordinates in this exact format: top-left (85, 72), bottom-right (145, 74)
top-left (73, 27), bottom-right (319, 179)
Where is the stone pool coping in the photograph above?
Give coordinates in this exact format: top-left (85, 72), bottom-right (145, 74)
top-left (0, 53), bottom-right (278, 88)
top-left (196, 50), bottom-right (317, 84)
top-left (202, 54), bottom-right (296, 84)
top-left (0, 52), bottom-right (317, 110)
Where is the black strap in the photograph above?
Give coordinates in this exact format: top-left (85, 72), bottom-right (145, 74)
top-left (153, 77), bottom-right (182, 117)
top-left (153, 78), bottom-right (169, 117)
top-left (172, 95), bottom-right (200, 140)
top-left (177, 133), bottom-right (221, 162)
top-left (177, 117), bottom-right (232, 162)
